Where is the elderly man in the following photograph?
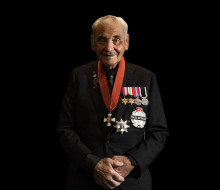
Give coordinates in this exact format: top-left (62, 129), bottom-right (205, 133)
top-left (57, 15), bottom-right (169, 190)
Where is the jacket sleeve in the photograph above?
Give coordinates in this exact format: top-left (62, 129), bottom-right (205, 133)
top-left (125, 73), bottom-right (169, 175)
top-left (56, 70), bottom-right (100, 174)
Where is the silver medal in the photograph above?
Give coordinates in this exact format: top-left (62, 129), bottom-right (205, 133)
top-left (141, 87), bottom-right (149, 106)
top-left (104, 112), bottom-right (116, 126)
top-left (113, 119), bottom-right (130, 134)
top-left (130, 107), bottom-right (147, 128)
top-left (142, 97), bottom-right (149, 105)
top-left (134, 97), bottom-right (142, 105)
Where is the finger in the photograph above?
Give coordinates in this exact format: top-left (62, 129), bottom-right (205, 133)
top-left (112, 160), bottom-right (124, 167)
top-left (112, 172), bottom-right (124, 182)
top-left (105, 179), bottom-right (121, 189)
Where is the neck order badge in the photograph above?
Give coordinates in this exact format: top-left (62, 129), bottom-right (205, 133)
top-left (98, 57), bottom-right (125, 127)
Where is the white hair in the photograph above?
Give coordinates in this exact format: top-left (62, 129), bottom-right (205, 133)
top-left (92, 15), bottom-right (128, 36)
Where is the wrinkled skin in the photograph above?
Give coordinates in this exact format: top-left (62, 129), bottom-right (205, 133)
top-left (112, 155), bottom-right (135, 178)
top-left (93, 158), bottom-right (125, 189)
top-left (93, 156), bottom-right (134, 189)
top-left (91, 21), bottom-right (129, 70)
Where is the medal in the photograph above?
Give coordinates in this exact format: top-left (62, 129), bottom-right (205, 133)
top-left (98, 57), bottom-right (125, 127)
top-left (142, 97), bottom-right (149, 105)
top-left (141, 87), bottom-right (149, 106)
top-left (134, 97), bottom-right (142, 105)
top-left (121, 96), bottom-right (128, 105)
top-left (127, 87), bottom-right (134, 105)
top-left (121, 87), bottom-right (128, 105)
top-left (113, 119), bottom-right (130, 134)
top-left (128, 97), bottom-right (135, 105)
top-left (130, 107), bottom-right (147, 128)
top-left (104, 112), bottom-right (116, 126)
top-left (92, 71), bottom-right (99, 88)
top-left (134, 87), bottom-right (142, 105)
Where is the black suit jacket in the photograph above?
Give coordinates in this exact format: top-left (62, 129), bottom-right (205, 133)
top-left (57, 61), bottom-right (169, 190)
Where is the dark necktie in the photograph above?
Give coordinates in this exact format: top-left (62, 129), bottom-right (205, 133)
top-left (109, 75), bottom-right (114, 87)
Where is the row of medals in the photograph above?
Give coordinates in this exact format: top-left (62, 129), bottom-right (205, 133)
top-left (122, 96), bottom-right (149, 106)
top-left (93, 72), bottom-right (149, 106)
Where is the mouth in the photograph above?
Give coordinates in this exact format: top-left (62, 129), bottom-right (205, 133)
top-left (103, 54), bottom-right (115, 57)
top-left (102, 51), bottom-right (117, 57)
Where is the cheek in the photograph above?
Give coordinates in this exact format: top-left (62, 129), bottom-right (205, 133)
top-left (95, 45), bottom-right (104, 53)
top-left (114, 45), bottom-right (124, 53)
top-left (95, 45), bottom-right (105, 53)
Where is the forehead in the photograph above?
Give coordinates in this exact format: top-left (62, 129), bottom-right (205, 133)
top-left (94, 22), bottom-right (125, 38)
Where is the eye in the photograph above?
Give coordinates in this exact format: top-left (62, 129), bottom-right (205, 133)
top-left (113, 38), bottom-right (121, 44)
top-left (96, 37), bottom-right (106, 43)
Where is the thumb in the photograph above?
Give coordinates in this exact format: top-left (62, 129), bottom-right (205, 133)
top-left (112, 159), bottom-right (124, 167)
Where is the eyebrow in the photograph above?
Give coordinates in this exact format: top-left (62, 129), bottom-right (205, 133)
top-left (113, 35), bottom-right (121, 39)
top-left (97, 35), bottom-right (106, 39)
top-left (97, 34), bottom-right (121, 38)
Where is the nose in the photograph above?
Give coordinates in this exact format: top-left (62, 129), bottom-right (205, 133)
top-left (105, 40), bottom-right (114, 51)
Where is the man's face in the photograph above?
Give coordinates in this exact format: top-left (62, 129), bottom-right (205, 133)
top-left (91, 21), bottom-right (129, 69)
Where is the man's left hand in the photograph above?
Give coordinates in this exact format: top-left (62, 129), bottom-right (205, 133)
top-left (112, 156), bottom-right (135, 178)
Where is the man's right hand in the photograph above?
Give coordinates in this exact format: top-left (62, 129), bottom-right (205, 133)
top-left (93, 158), bottom-right (125, 189)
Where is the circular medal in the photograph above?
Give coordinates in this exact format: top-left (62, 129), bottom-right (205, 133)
top-left (142, 97), bottom-right (149, 106)
top-left (134, 97), bottom-right (142, 105)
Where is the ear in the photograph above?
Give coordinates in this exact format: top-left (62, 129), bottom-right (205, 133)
top-left (91, 35), bottom-right (95, 51)
top-left (125, 34), bottom-right (129, 50)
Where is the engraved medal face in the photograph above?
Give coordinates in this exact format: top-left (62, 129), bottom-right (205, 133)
top-left (130, 107), bottom-right (147, 128)
top-left (134, 97), bottom-right (142, 105)
top-left (141, 97), bottom-right (149, 106)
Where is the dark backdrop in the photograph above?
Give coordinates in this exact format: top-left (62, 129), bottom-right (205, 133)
top-left (16, 11), bottom-right (202, 190)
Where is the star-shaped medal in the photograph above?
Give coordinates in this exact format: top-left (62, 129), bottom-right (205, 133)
top-left (113, 119), bottom-right (130, 134)
top-left (128, 97), bottom-right (135, 105)
top-left (121, 97), bottom-right (128, 105)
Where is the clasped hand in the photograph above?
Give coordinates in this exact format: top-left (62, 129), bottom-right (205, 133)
top-left (93, 156), bottom-right (134, 189)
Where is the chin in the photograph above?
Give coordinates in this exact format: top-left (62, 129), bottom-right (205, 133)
top-left (101, 57), bottom-right (119, 67)
top-left (102, 62), bottom-right (115, 68)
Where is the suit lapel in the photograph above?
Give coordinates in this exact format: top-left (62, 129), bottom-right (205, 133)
top-left (87, 62), bottom-right (106, 134)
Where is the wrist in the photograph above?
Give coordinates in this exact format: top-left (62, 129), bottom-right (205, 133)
top-left (126, 155), bottom-right (137, 167)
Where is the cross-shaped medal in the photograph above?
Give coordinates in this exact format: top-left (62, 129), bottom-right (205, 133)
top-left (104, 112), bottom-right (116, 126)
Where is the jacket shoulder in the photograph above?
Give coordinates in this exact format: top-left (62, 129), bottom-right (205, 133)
top-left (72, 60), bottom-right (97, 74)
top-left (126, 62), bottom-right (155, 77)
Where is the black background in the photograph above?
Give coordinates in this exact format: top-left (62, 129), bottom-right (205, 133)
top-left (11, 6), bottom-right (207, 190)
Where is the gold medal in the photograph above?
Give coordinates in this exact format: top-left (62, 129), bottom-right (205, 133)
top-left (128, 97), bottom-right (135, 105)
top-left (121, 96), bottom-right (128, 105)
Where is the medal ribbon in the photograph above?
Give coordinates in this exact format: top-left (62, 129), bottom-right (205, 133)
top-left (132, 87), bottom-right (135, 97)
top-left (98, 57), bottom-right (125, 112)
top-left (122, 87), bottom-right (128, 96)
top-left (138, 87), bottom-right (142, 97)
